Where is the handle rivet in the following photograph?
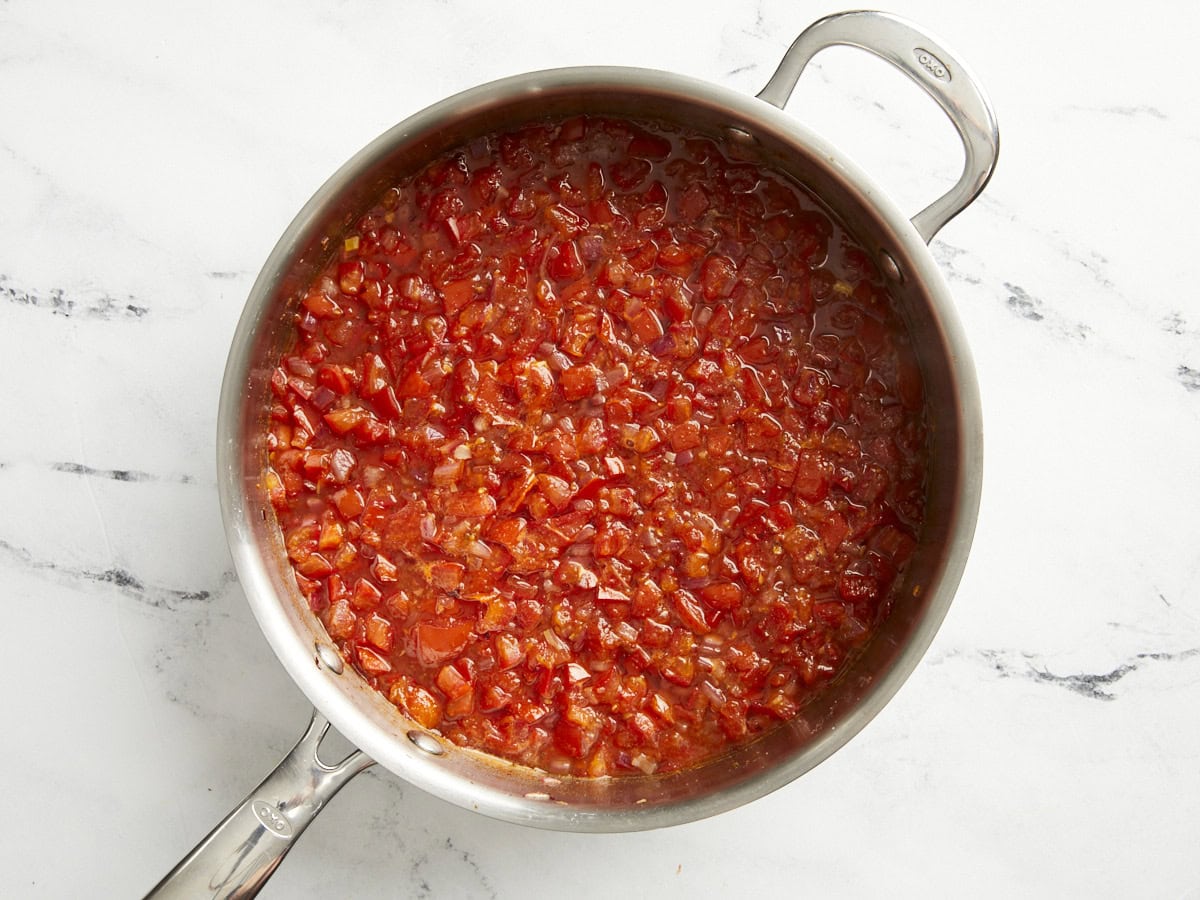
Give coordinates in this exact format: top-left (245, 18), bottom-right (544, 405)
top-left (724, 126), bottom-right (755, 145)
top-left (315, 643), bottom-right (344, 674)
top-left (879, 251), bottom-right (903, 283)
top-left (407, 730), bottom-right (445, 756)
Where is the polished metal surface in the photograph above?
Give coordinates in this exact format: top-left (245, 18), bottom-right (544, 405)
top-left (758, 10), bottom-right (1000, 243)
top-left (144, 711), bottom-right (372, 899)
top-left (155, 9), bottom-right (995, 897)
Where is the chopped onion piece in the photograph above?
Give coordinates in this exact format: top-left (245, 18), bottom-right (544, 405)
top-left (432, 459), bottom-right (464, 486)
top-left (419, 514), bottom-right (438, 541)
top-left (699, 680), bottom-right (727, 709)
top-left (329, 449), bottom-right (356, 483)
top-left (543, 628), bottom-right (570, 653)
top-left (630, 753), bottom-right (657, 775)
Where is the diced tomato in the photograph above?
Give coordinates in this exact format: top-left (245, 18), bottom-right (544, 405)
top-left (323, 406), bottom-right (369, 435)
top-left (668, 420), bottom-right (702, 452)
top-left (317, 364), bottom-right (353, 395)
top-left (673, 590), bottom-right (711, 633)
top-left (559, 364), bottom-right (605, 401)
top-left (295, 553), bottom-right (334, 579)
top-left (357, 646), bottom-right (392, 675)
top-left (326, 599), bottom-right (356, 640)
top-left (350, 577), bottom-right (382, 610)
top-left (577, 417), bottom-right (608, 455)
top-left (445, 490), bottom-right (497, 517)
top-left (701, 256), bottom-right (737, 300)
top-left (428, 561), bottom-right (465, 591)
top-left (547, 241), bottom-right (584, 281)
top-left (699, 582), bottom-right (743, 610)
top-left (365, 614), bottom-right (394, 652)
top-left (389, 679), bottom-right (442, 729)
top-left (536, 474), bottom-right (574, 511)
top-left (413, 620), bottom-right (474, 667)
top-left (441, 278), bottom-right (476, 316)
top-left (436, 662), bottom-right (473, 700)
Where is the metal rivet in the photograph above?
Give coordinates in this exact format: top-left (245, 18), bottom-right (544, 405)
top-left (315, 643), bottom-right (344, 674)
top-left (879, 250), bottom-right (903, 283)
top-left (725, 126), bottom-right (754, 144)
top-left (407, 730), bottom-right (445, 756)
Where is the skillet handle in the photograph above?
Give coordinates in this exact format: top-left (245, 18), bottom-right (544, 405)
top-left (144, 709), bottom-right (374, 900)
top-left (757, 10), bottom-right (999, 243)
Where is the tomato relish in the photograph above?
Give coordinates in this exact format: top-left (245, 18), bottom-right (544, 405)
top-left (264, 115), bottom-right (928, 777)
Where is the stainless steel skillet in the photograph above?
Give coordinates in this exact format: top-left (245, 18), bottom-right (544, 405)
top-left (148, 10), bottom-right (997, 897)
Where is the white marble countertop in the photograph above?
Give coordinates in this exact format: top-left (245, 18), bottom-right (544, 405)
top-left (3, 1), bottom-right (1198, 896)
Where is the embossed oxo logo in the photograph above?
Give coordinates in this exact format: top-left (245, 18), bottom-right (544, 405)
top-left (913, 47), bottom-right (950, 82)
top-left (251, 800), bottom-right (293, 838)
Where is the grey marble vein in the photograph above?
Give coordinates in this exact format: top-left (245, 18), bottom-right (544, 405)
top-left (0, 537), bottom-right (235, 610)
top-left (1002, 281), bottom-right (1092, 341)
top-left (409, 836), bottom-right (497, 900)
top-left (955, 646), bottom-right (1200, 701)
top-left (930, 240), bottom-right (983, 286)
top-left (1005, 283), bottom-right (1046, 322)
top-left (442, 837), bottom-right (496, 899)
top-left (1161, 311), bottom-right (1189, 335)
top-left (1033, 649), bottom-right (1200, 700)
top-left (1068, 104), bottom-right (1168, 121)
top-left (1176, 365), bottom-right (1200, 393)
top-left (0, 274), bottom-right (149, 320)
top-left (50, 460), bottom-right (197, 485)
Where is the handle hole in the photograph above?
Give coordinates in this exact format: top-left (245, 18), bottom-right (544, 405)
top-left (311, 719), bottom-right (359, 768)
top-left (786, 46), bottom-right (962, 221)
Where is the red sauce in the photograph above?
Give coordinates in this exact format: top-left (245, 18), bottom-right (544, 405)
top-left (265, 116), bottom-right (927, 777)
